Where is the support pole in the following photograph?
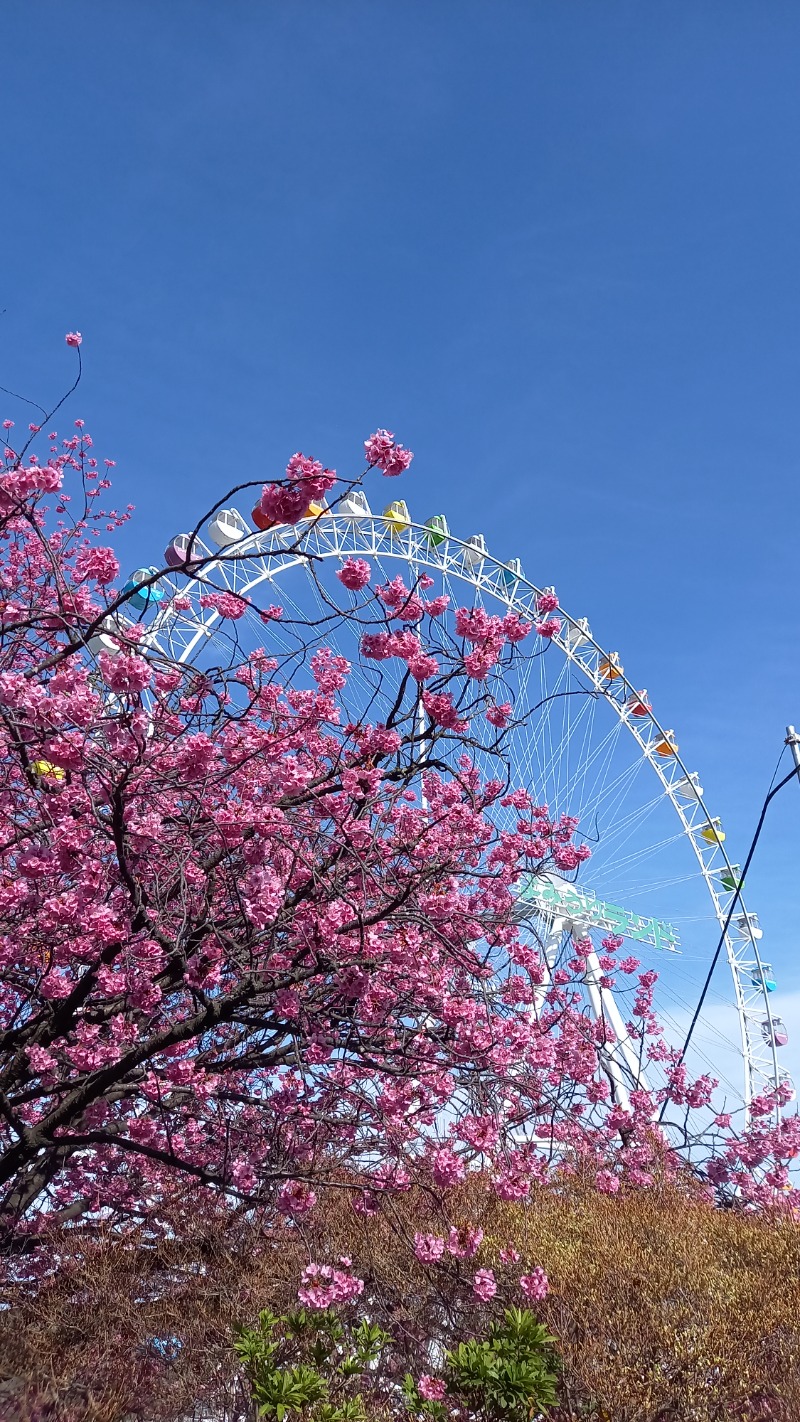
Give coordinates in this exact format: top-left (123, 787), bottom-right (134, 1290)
top-left (418, 698), bottom-right (429, 815)
top-left (583, 947), bottom-right (632, 1112)
top-left (532, 915), bottom-right (566, 1017)
top-left (584, 945), bottom-right (647, 1095)
top-left (786, 726), bottom-right (800, 783)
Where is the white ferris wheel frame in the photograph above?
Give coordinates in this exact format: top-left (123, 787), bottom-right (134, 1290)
top-left (139, 509), bottom-right (785, 1124)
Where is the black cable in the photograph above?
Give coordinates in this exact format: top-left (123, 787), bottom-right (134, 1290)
top-left (657, 747), bottom-right (800, 1123)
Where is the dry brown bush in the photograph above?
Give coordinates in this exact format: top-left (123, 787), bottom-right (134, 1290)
top-left (2, 1178), bottom-right (799, 1421)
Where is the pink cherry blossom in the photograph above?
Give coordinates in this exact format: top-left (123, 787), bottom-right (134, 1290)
top-left (447, 1225), bottom-right (484, 1259)
top-left (381, 444), bottom-right (413, 477)
top-left (363, 429), bottom-right (414, 476)
top-left (199, 591), bottom-right (248, 619)
top-left (414, 1231), bottom-right (446, 1263)
top-left (257, 453), bottom-right (336, 526)
top-left (502, 612), bottom-right (532, 643)
top-left (535, 590), bottom-right (559, 615)
top-left (424, 594), bottom-right (450, 618)
top-left (377, 576), bottom-right (424, 622)
top-left (535, 617), bottom-right (561, 639)
top-left (73, 545), bottom-right (120, 585)
top-left (519, 1266), bottom-right (549, 1301)
top-left (310, 647), bottom-right (350, 693)
top-left (418, 1376), bottom-right (446, 1401)
top-left (276, 1179), bottom-right (318, 1217)
top-left (406, 650), bottom-right (439, 681)
top-left (472, 1267), bottom-right (497, 1301)
top-left (298, 1261), bottom-right (364, 1310)
top-left (285, 452), bottom-right (336, 498)
top-left (430, 1148), bottom-right (466, 1189)
top-left (499, 1245), bottom-right (520, 1263)
top-left (98, 651), bottom-right (151, 694)
top-left (463, 646), bottom-right (501, 681)
top-left (363, 429), bottom-right (395, 467)
top-left (337, 558), bottom-right (372, 591)
top-left (422, 691), bottom-right (468, 732)
top-left (595, 1169), bottom-right (620, 1195)
top-left (486, 701), bottom-right (513, 729)
top-left (65, 331), bottom-right (82, 347)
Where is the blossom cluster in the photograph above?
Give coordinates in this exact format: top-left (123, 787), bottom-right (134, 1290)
top-left (297, 1260), bottom-right (365, 1310)
top-left (258, 452), bottom-right (338, 526)
top-left (364, 428), bottom-right (414, 477)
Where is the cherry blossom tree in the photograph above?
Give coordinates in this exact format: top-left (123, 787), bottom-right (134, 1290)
top-left (0, 338), bottom-right (796, 1269)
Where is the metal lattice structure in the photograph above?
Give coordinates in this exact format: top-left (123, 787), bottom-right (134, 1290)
top-left (130, 504), bottom-right (789, 1125)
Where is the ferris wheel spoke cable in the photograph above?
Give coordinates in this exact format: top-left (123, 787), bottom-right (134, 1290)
top-left (592, 826), bottom-right (686, 886)
top-left (543, 693), bottom-right (614, 814)
top-left (527, 691), bottom-right (621, 828)
top-left (511, 692), bottom-right (672, 904)
top-left (662, 998), bottom-right (744, 1065)
top-left (655, 1000), bottom-right (742, 1081)
top-left (572, 698), bottom-right (624, 818)
top-left (541, 704), bottom-right (649, 848)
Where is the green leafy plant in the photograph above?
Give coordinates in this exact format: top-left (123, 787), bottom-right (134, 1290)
top-left (404, 1308), bottom-right (559, 1421)
top-left (234, 1306), bottom-right (391, 1421)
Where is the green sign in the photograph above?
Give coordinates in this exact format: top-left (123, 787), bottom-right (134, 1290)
top-left (519, 874), bottom-right (680, 953)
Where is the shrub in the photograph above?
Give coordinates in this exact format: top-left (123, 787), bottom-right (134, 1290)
top-left (234, 1304), bottom-right (559, 1422)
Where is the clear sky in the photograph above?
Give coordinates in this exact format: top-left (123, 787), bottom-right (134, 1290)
top-left (3, 3), bottom-right (800, 1079)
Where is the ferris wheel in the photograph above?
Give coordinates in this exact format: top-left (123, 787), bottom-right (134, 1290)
top-left (110, 487), bottom-right (791, 1135)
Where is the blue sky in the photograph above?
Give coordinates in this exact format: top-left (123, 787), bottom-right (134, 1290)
top-left (3, 4), bottom-right (800, 1076)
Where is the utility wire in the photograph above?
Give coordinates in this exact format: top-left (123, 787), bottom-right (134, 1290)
top-left (657, 742), bottom-right (800, 1123)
